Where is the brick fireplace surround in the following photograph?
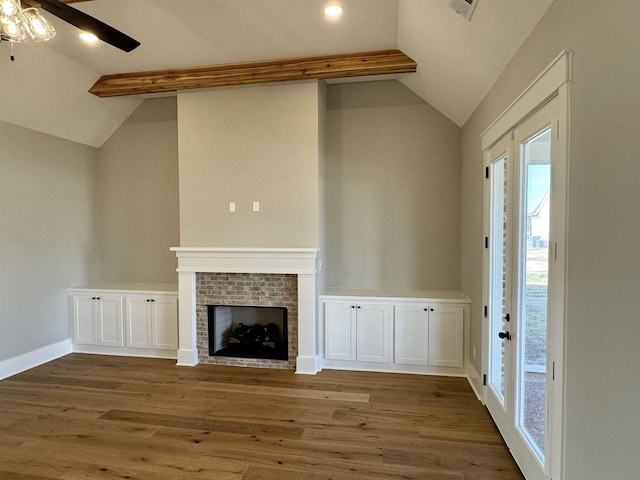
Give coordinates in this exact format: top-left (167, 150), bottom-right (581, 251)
top-left (171, 248), bottom-right (320, 374)
top-left (196, 272), bottom-right (297, 369)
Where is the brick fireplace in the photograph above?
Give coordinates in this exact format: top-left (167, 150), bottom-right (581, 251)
top-left (171, 247), bottom-right (320, 374)
top-left (196, 272), bottom-right (297, 369)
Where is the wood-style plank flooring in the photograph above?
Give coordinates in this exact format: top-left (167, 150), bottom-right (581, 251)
top-left (0, 354), bottom-right (524, 479)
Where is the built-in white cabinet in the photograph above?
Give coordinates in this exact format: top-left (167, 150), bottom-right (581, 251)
top-left (393, 304), bottom-right (429, 366)
top-left (428, 305), bottom-right (463, 368)
top-left (324, 302), bottom-right (357, 361)
top-left (325, 302), bottom-right (391, 363)
top-left (356, 304), bottom-right (391, 364)
top-left (72, 294), bottom-right (124, 347)
top-left (321, 290), bottom-right (469, 375)
top-left (125, 294), bottom-right (178, 350)
top-left (393, 304), bottom-right (464, 368)
top-left (70, 285), bottom-right (178, 359)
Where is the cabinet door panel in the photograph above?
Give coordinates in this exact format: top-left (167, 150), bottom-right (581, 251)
top-left (97, 295), bottom-right (124, 347)
top-left (73, 295), bottom-right (96, 345)
top-left (428, 306), bottom-right (463, 367)
top-left (394, 305), bottom-right (429, 365)
top-left (357, 304), bottom-right (390, 364)
top-left (126, 296), bottom-right (152, 349)
top-left (152, 296), bottom-right (178, 350)
top-left (324, 303), bottom-right (357, 361)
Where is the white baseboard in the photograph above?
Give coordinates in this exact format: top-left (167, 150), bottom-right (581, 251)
top-left (73, 345), bottom-right (177, 360)
top-left (322, 358), bottom-right (467, 377)
top-left (466, 362), bottom-right (485, 403)
top-left (0, 339), bottom-right (73, 381)
top-left (176, 348), bottom-right (198, 366)
top-left (296, 354), bottom-right (322, 375)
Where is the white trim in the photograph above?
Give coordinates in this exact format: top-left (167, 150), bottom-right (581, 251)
top-left (481, 51), bottom-right (571, 480)
top-left (320, 289), bottom-right (470, 304)
top-left (69, 284), bottom-right (177, 296)
top-left (466, 361), bottom-right (484, 403)
top-left (73, 345), bottom-right (176, 360)
top-left (0, 339), bottom-right (72, 381)
top-left (482, 51), bottom-right (572, 150)
top-left (296, 273), bottom-right (319, 374)
top-left (322, 359), bottom-right (468, 377)
top-left (171, 247), bottom-right (318, 274)
top-left (176, 270), bottom-right (198, 366)
top-left (296, 354), bottom-right (323, 375)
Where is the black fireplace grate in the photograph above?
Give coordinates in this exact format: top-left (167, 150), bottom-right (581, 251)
top-left (207, 305), bottom-right (288, 361)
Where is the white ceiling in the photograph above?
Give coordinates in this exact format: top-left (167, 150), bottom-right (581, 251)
top-left (0, 0), bottom-right (553, 147)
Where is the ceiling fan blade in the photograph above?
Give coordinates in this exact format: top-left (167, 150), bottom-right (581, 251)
top-left (35, 0), bottom-right (140, 52)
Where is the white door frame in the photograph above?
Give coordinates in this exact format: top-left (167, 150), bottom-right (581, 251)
top-left (481, 51), bottom-right (571, 480)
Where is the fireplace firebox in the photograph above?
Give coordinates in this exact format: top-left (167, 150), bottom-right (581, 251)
top-left (207, 305), bottom-right (288, 361)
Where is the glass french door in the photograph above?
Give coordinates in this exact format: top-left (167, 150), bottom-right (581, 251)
top-left (485, 97), bottom-right (564, 480)
top-left (486, 134), bottom-right (513, 435)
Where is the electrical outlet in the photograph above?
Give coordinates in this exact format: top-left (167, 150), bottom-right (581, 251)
top-left (253, 201), bottom-right (260, 212)
top-left (229, 202), bottom-right (236, 212)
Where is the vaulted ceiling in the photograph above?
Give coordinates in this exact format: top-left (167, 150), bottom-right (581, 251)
top-left (0, 0), bottom-right (553, 147)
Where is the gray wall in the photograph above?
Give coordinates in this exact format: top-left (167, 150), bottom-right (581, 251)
top-left (0, 120), bottom-right (98, 361)
top-left (317, 81), bottom-right (328, 352)
top-left (96, 98), bottom-right (180, 284)
top-left (177, 82), bottom-right (320, 248)
top-left (460, 0), bottom-right (640, 477)
top-left (325, 81), bottom-right (461, 290)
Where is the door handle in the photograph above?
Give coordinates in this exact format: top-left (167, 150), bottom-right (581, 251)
top-left (498, 331), bottom-right (511, 341)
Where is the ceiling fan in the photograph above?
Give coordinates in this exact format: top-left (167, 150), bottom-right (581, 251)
top-left (3, 0), bottom-right (140, 52)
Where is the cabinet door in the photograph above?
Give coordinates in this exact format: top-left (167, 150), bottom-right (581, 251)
top-left (125, 296), bottom-right (152, 349)
top-left (73, 295), bottom-right (96, 345)
top-left (324, 302), bottom-right (357, 361)
top-left (152, 296), bottom-right (178, 350)
top-left (428, 305), bottom-right (463, 368)
top-left (394, 304), bottom-right (429, 365)
top-left (356, 304), bottom-right (391, 364)
top-left (96, 295), bottom-right (124, 347)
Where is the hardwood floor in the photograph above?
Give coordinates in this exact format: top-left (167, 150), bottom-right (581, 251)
top-left (0, 354), bottom-right (524, 479)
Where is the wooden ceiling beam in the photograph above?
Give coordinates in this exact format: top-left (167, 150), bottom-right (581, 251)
top-left (88, 49), bottom-right (417, 98)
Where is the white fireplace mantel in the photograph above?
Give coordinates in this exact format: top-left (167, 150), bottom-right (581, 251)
top-left (170, 247), bottom-right (320, 374)
top-left (171, 247), bottom-right (318, 274)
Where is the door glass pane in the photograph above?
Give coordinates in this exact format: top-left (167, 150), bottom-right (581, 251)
top-left (518, 127), bottom-right (551, 460)
top-left (489, 154), bottom-right (508, 403)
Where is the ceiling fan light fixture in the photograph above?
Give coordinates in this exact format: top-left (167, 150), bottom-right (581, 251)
top-left (21, 7), bottom-right (56, 42)
top-left (1, 0), bottom-right (138, 54)
top-left (0, 15), bottom-right (25, 42)
top-left (0, 0), bottom-right (19, 17)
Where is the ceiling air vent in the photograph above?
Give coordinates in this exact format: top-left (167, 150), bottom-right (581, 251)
top-left (448, 0), bottom-right (478, 21)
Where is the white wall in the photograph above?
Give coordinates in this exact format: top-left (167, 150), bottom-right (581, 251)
top-left (177, 82), bottom-right (320, 248)
top-left (0, 42), bottom-right (141, 148)
top-left (0, 120), bottom-right (98, 362)
top-left (461, 1), bottom-right (640, 477)
top-left (325, 81), bottom-right (461, 290)
top-left (96, 98), bottom-right (180, 284)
